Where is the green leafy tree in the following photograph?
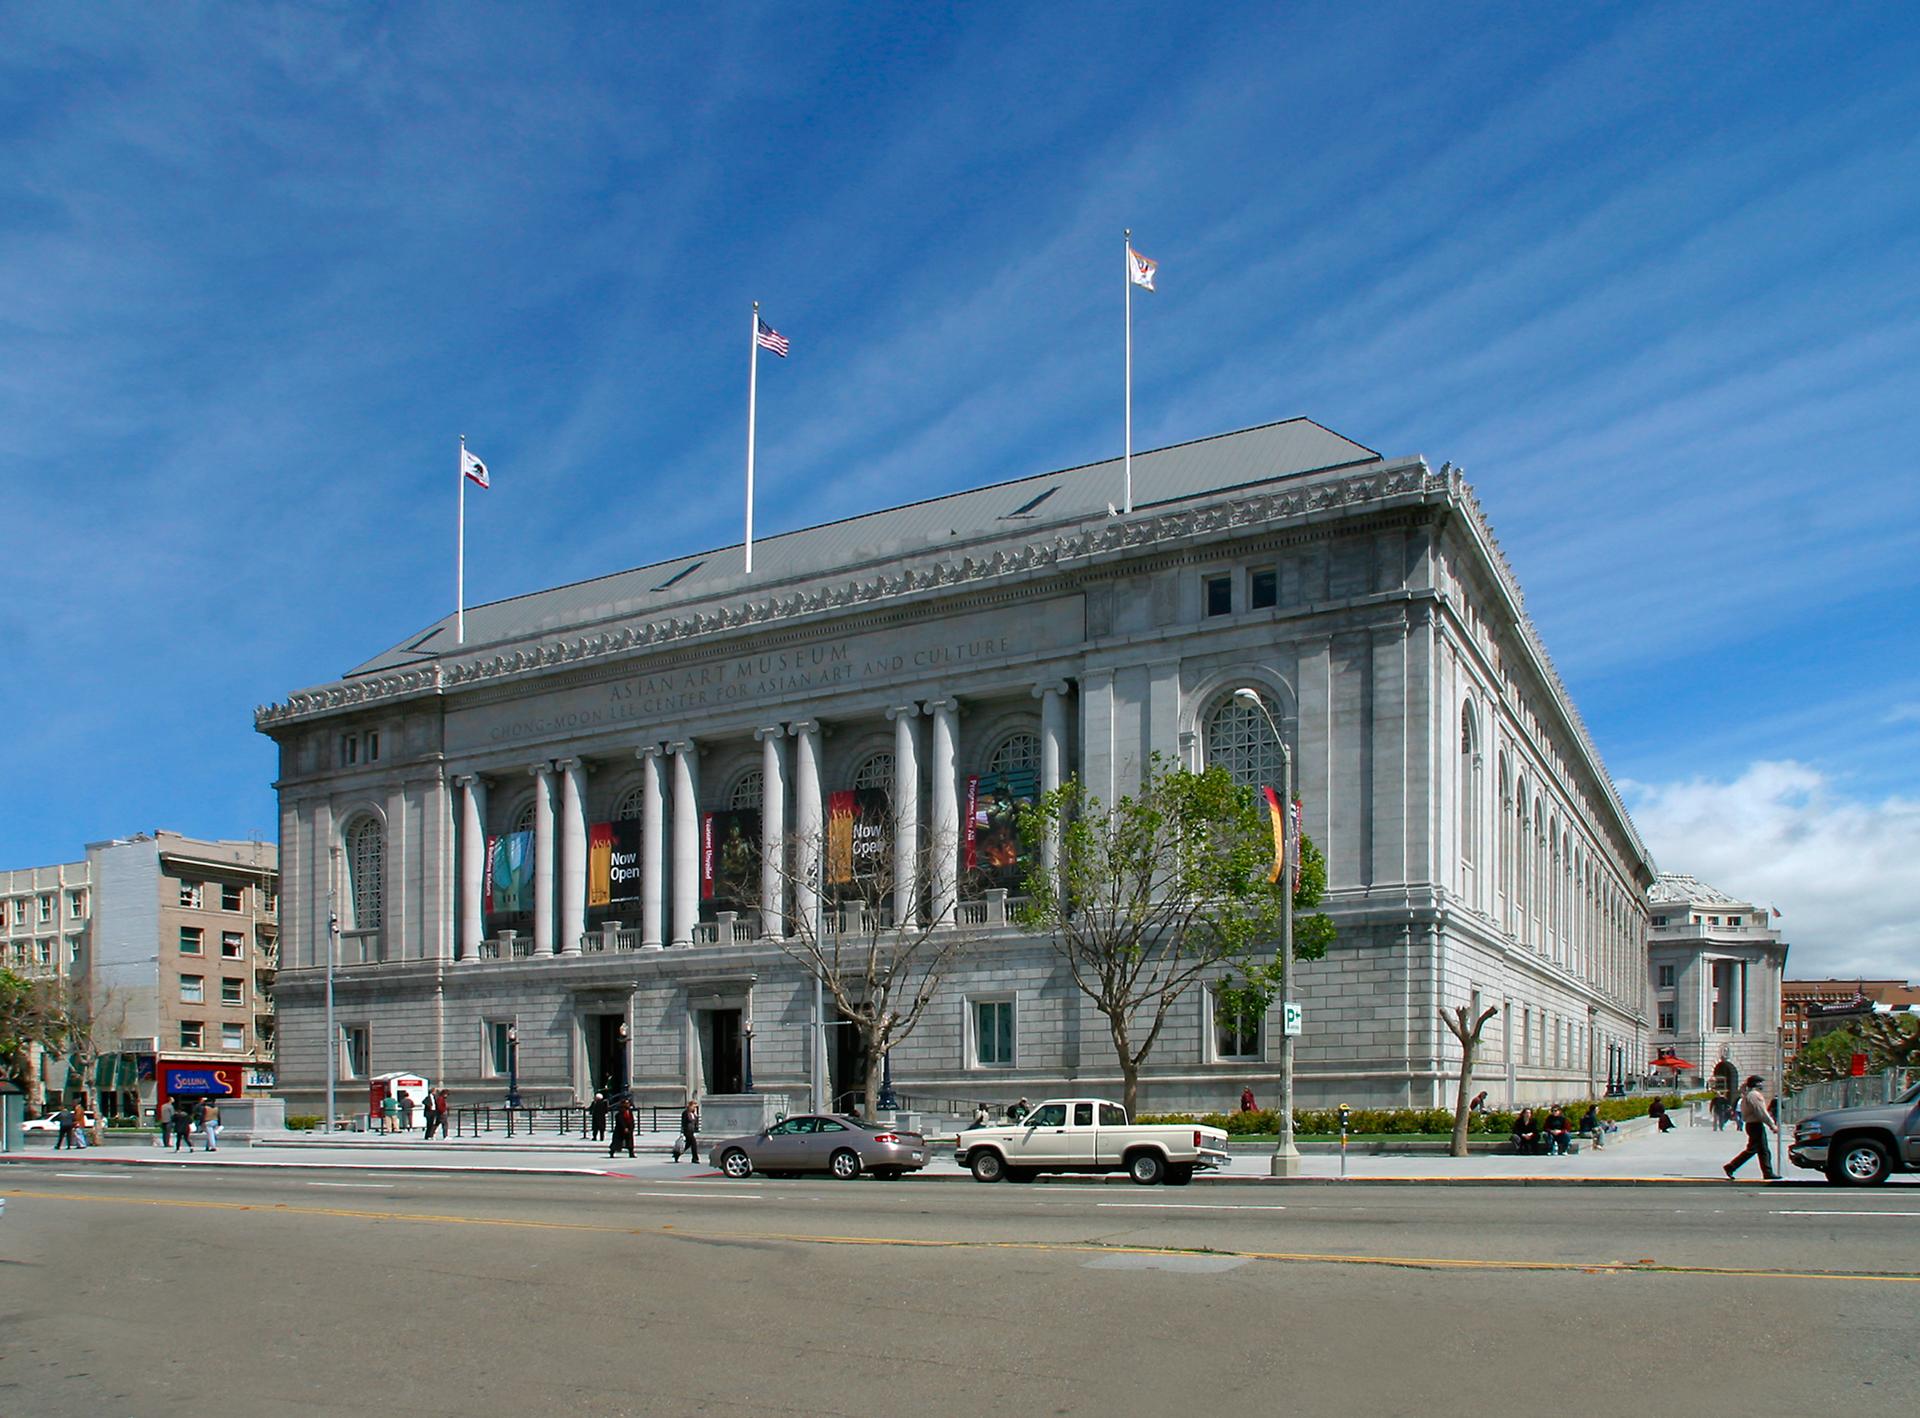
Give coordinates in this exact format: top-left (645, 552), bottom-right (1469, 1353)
top-left (1016, 755), bottom-right (1334, 1117)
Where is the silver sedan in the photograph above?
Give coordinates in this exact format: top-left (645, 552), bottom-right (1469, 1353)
top-left (711, 1113), bottom-right (928, 1180)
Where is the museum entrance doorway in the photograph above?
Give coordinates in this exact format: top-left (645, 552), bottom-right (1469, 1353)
top-left (584, 1013), bottom-right (629, 1097)
top-left (830, 1011), bottom-right (870, 1114)
top-left (701, 1007), bottom-right (743, 1094)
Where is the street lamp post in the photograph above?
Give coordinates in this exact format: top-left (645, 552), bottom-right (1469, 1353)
top-left (617, 1020), bottom-right (631, 1100)
top-left (324, 847), bottom-right (340, 1133)
top-left (505, 1018), bottom-right (522, 1136)
top-left (1234, 689), bottom-right (1301, 1178)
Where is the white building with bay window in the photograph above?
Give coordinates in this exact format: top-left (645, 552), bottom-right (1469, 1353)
top-left (258, 417), bottom-right (1654, 1116)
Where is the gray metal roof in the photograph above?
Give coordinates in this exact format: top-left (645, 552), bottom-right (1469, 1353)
top-left (1648, 872), bottom-right (1749, 908)
top-left (348, 418), bottom-right (1379, 676)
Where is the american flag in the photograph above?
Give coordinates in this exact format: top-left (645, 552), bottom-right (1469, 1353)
top-left (756, 317), bottom-right (789, 357)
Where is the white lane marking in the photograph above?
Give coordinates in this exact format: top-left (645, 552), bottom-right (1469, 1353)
top-left (54, 1172), bottom-right (135, 1180)
top-left (631, 1190), bottom-right (762, 1201)
top-left (1095, 1202), bottom-right (1289, 1211)
top-left (306, 1182), bottom-right (395, 1189)
top-left (1771, 1209), bottom-right (1920, 1218)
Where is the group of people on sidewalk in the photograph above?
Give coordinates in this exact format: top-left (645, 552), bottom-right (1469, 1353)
top-left (1506, 1102), bottom-right (1612, 1155)
top-left (586, 1091), bottom-right (700, 1161)
top-left (165, 1097), bottom-right (220, 1152)
top-left (377, 1087), bottom-right (453, 1136)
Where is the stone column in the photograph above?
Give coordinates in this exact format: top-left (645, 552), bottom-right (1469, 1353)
top-left (455, 774), bottom-right (488, 961)
top-left (887, 703), bottom-right (922, 927)
top-left (926, 698), bottom-right (960, 925)
top-left (756, 724), bottom-right (789, 938)
top-left (637, 746), bottom-right (666, 949)
top-left (789, 720), bottom-right (823, 937)
top-left (557, 757), bottom-right (587, 954)
top-left (669, 741), bottom-right (699, 946)
top-left (531, 762), bottom-right (556, 954)
top-left (1034, 681), bottom-right (1069, 876)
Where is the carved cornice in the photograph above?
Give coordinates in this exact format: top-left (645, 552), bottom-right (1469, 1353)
top-left (256, 461), bottom-right (1448, 729)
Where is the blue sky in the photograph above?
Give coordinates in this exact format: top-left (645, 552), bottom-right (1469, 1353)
top-left (4, 4), bottom-right (1916, 976)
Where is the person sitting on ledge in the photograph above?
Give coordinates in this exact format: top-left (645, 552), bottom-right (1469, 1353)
top-left (1510, 1106), bottom-right (1541, 1155)
top-left (1648, 1097), bottom-right (1676, 1133)
top-left (1543, 1105), bottom-right (1573, 1155)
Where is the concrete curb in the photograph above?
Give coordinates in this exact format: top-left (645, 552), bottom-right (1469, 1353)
top-left (0, 1155), bottom-right (625, 1179)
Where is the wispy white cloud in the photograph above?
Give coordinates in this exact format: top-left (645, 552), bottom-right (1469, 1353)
top-left (1623, 762), bottom-right (1920, 981)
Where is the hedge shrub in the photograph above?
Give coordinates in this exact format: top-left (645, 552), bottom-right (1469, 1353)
top-left (1139, 1092), bottom-right (1711, 1136)
top-left (285, 1114), bottom-right (324, 1131)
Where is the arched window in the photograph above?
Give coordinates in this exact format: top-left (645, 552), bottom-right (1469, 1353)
top-left (344, 817), bottom-right (384, 931)
top-left (512, 801), bottom-right (536, 834)
top-left (1203, 690), bottom-right (1284, 789)
top-left (613, 784), bottom-right (646, 821)
top-left (852, 752), bottom-right (894, 793)
top-left (729, 769), bottom-right (764, 810)
top-left (1497, 755), bottom-right (1512, 928)
top-left (987, 731), bottom-right (1041, 779)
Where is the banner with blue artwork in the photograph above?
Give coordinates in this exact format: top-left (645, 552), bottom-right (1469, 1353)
top-left (486, 830), bottom-right (535, 931)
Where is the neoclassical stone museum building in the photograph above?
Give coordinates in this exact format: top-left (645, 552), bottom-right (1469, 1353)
top-left (258, 418), bottom-right (1655, 1117)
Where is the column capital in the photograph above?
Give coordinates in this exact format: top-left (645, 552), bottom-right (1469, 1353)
top-left (885, 702), bottom-right (922, 722)
top-left (787, 718), bottom-right (820, 737)
top-left (554, 756), bottom-right (583, 772)
top-left (753, 723), bottom-right (787, 743)
top-left (635, 743), bottom-right (664, 761)
top-left (922, 696), bottom-right (960, 716)
top-left (664, 738), bottom-right (694, 756)
top-left (1032, 679), bottom-right (1071, 700)
top-left (529, 761), bottom-right (555, 779)
top-left (452, 772), bottom-right (485, 789)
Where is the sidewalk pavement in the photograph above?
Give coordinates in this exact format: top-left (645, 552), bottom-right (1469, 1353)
top-left (4, 1115), bottom-right (1863, 1186)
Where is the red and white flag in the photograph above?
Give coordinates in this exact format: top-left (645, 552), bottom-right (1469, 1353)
top-left (756, 317), bottom-right (789, 357)
top-left (461, 446), bottom-right (491, 489)
top-left (1127, 245), bottom-right (1157, 291)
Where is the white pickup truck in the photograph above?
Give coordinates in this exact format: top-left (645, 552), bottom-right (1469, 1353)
top-left (954, 1098), bottom-right (1231, 1185)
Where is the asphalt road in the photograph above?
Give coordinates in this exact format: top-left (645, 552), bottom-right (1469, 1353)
top-left (3, 1166), bottom-right (1916, 1416)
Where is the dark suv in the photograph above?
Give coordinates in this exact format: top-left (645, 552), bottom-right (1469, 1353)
top-left (1789, 1080), bottom-right (1920, 1185)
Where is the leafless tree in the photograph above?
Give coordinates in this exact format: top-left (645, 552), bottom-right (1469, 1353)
top-left (768, 816), bottom-right (976, 1120)
top-left (1440, 997), bottom-right (1500, 1157)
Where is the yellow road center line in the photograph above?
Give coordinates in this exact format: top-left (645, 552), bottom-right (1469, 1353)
top-left (7, 1188), bottom-right (1917, 1286)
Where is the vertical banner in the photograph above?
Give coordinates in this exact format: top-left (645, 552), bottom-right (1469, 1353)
top-left (969, 765), bottom-right (1037, 891)
top-left (826, 789), bottom-right (889, 889)
top-left (701, 810), bottom-right (760, 907)
top-left (486, 830), bottom-right (534, 933)
top-left (588, 822), bottom-right (614, 908)
top-left (606, 820), bottom-right (643, 906)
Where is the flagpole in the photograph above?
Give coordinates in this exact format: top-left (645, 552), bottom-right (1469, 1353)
top-left (1123, 229), bottom-right (1133, 516)
top-left (746, 301), bottom-right (759, 574)
top-left (457, 434), bottom-right (467, 646)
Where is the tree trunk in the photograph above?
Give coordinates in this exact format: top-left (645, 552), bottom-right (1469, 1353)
top-left (1451, 1039), bottom-right (1477, 1158)
top-left (862, 1038), bottom-right (884, 1122)
top-left (1119, 1058), bottom-right (1139, 1120)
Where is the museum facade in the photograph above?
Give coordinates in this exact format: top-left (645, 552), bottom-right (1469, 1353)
top-left (257, 418), bottom-right (1654, 1117)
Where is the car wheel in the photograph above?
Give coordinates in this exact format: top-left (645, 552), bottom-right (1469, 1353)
top-left (1167, 1163), bottom-right (1195, 1186)
top-left (1128, 1151), bottom-right (1166, 1186)
top-left (830, 1148), bottom-right (862, 1181)
top-left (970, 1150), bottom-right (1007, 1183)
top-left (1829, 1138), bottom-right (1892, 1186)
top-left (719, 1149), bottom-right (753, 1179)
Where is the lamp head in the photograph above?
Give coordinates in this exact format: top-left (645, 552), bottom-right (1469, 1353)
top-left (1233, 688), bottom-right (1261, 707)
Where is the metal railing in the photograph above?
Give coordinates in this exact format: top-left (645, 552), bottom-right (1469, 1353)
top-left (1785, 1068), bottom-right (1916, 1120)
top-left (451, 1102), bottom-right (691, 1137)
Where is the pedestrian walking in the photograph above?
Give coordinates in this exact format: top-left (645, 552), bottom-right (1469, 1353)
top-left (170, 1099), bottom-right (193, 1151)
top-left (199, 1099), bottom-right (221, 1152)
top-left (609, 1097), bottom-right (636, 1158)
top-left (52, 1106), bottom-right (76, 1150)
top-left (1239, 1086), bottom-right (1257, 1114)
top-left (1724, 1075), bottom-right (1779, 1182)
top-left (422, 1091), bottom-right (439, 1141)
top-left (400, 1091), bottom-right (416, 1132)
top-left (589, 1091), bottom-right (609, 1142)
top-left (673, 1097), bottom-right (701, 1163)
top-left (435, 1088), bottom-right (452, 1139)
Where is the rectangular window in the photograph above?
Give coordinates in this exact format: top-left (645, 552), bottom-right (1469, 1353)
top-left (221, 883), bottom-right (243, 912)
top-left (972, 998), bottom-right (1015, 1067)
top-left (221, 932), bottom-right (244, 959)
top-left (342, 1025), bottom-right (370, 1080)
top-left (1707, 915), bottom-right (1719, 926)
top-left (68, 890), bottom-right (86, 918)
top-left (1658, 1003), bottom-right (1676, 1032)
top-left (179, 926), bottom-right (203, 955)
top-left (38, 895), bottom-right (53, 922)
top-left (1250, 568), bottom-right (1277, 609)
top-left (1726, 915), bottom-right (1741, 927)
top-left (1211, 988), bottom-right (1262, 1060)
top-left (1711, 961), bottom-right (1737, 1030)
top-left (341, 734), bottom-right (358, 766)
top-left (366, 731), bottom-right (380, 762)
top-left (1657, 964), bottom-right (1675, 990)
top-left (180, 974), bottom-right (205, 1004)
top-left (37, 940), bottom-right (52, 966)
top-left (221, 1023), bottom-right (245, 1050)
top-left (485, 1020), bottom-right (512, 1076)
top-left (221, 977), bottom-right (243, 1005)
top-left (1204, 574), bottom-right (1233, 617)
top-left (180, 1020), bottom-right (204, 1049)
top-left (1652, 915), bottom-right (1667, 927)
top-left (180, 881), bottom-right (203, 909)
top-left (66, 937), bottom-right (81, 965)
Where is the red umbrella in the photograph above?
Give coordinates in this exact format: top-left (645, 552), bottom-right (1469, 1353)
top-left (1648, 1051), bottom-right (1695, 1071)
